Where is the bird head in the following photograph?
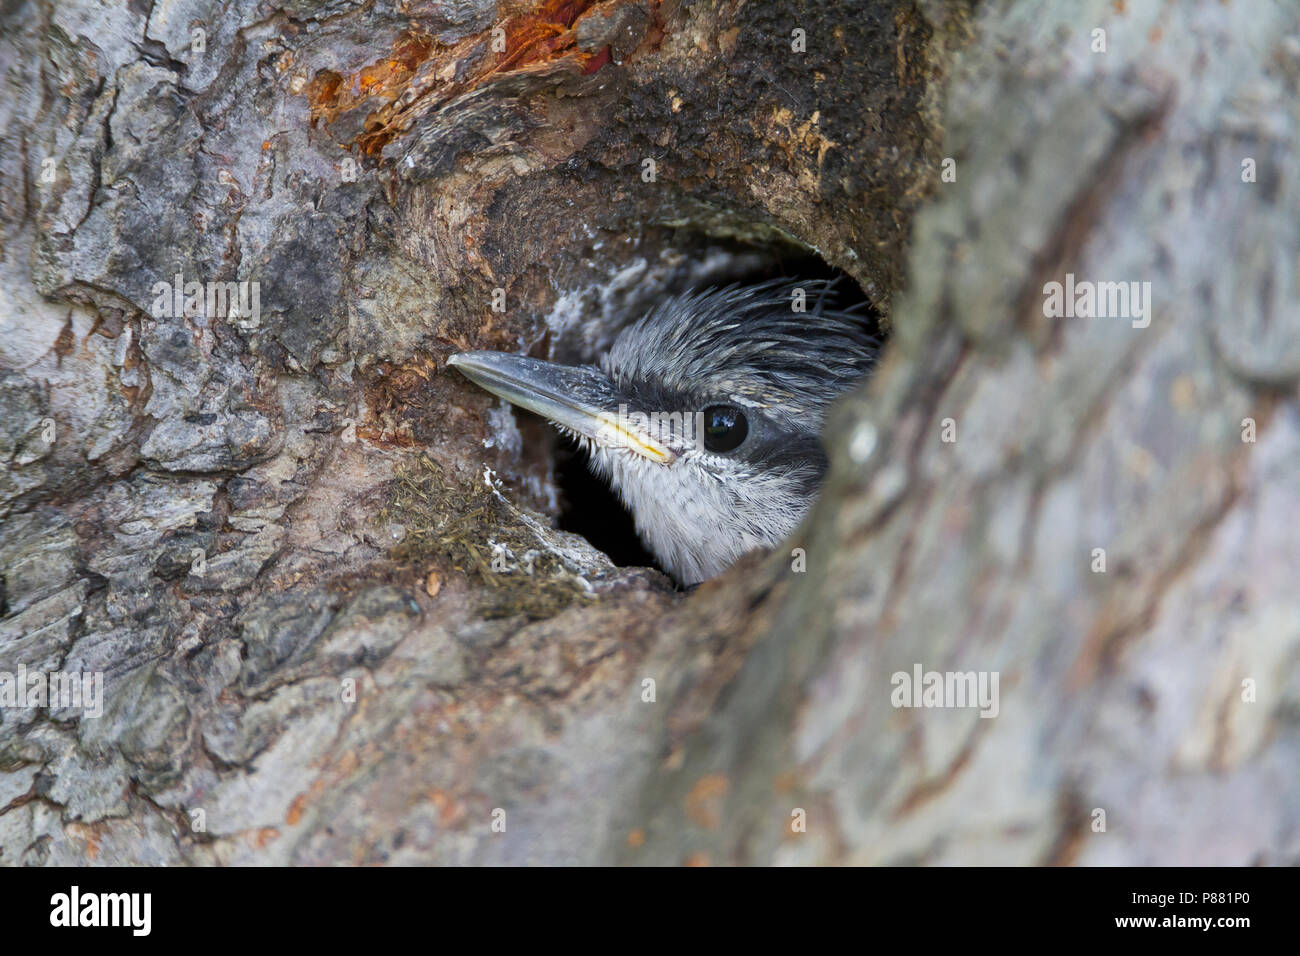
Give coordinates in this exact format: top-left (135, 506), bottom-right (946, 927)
top-left (448, 280), bottom-right (878, 585)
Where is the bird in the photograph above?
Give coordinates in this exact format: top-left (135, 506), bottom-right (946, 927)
top-left (447, 278), bottom-right (879, 586)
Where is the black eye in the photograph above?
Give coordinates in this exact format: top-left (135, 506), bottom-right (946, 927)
top-left (702, 405), bottom-right (748, 453)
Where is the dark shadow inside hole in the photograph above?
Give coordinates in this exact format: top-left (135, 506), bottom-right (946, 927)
top-left (550, 249), bottom-right (882, 576)
top-left (552, 434), bottom-right (660, 570)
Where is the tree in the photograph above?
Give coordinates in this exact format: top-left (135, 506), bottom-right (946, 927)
top-left (1, 0), bottom-right (1296, 864)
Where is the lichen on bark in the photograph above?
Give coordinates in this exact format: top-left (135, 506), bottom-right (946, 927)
top-left (2, 0), bottom-right (1298, 866)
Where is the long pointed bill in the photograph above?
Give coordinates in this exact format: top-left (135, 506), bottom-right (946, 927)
top-left (447, 351), bottom-right (674, 465)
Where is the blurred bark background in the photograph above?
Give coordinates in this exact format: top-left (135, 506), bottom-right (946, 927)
top-left (1, 0), bottom-right (1297, 864)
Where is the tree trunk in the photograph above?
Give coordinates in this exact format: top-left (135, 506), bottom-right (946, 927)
top-left (1, 0), bottom-right (1297, 864)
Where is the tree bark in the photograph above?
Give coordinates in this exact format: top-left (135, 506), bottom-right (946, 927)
top-left (1, 0), bottom-right (1297, 865)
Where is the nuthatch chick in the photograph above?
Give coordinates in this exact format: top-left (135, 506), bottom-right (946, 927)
top-left (448, 280), bottom-right (878, 585)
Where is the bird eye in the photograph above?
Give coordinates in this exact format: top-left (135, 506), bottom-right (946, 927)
top-left (702, 405), bottom-right (749, 453)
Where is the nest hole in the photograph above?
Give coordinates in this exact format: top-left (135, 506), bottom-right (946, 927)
top-left (545, 246), bottom-right (881, 577)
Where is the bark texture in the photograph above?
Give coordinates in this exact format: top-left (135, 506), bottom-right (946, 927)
top-left (1, 0), bottom-right (1297, 865)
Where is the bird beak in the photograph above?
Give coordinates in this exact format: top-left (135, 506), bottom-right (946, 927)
top-left (447, 350), bottom-right (675, 465)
